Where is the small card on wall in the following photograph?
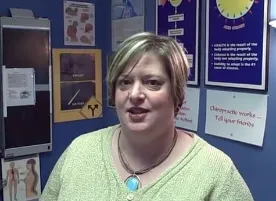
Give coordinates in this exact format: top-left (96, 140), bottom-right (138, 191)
top-left (175, 87), bottom-right (200, 131)
top-left (205, 89), bottom-right (268, 146)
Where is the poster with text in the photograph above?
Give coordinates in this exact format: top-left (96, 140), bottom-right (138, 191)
top-left (205, 0), bottom-right (268, 90)
top-left (175, 87), bottom-right (200, 131)
top-left (53, 49), bottom-right (103, 123)
top-left (64, 1), bottom-right (95, 46)
top-left (205, 90), bottom-right (267, 146)
top-left (3, 68), bottom-right (35, 107)
top-left (156, 0), bottom-right (199, 85)
top-left (1, 155), bottom-right (41, 201)
top-left (112, 0), bottom-right (145, 51)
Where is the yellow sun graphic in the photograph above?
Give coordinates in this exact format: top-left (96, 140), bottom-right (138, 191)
top-left (170, 0), bottom-right (182, 7)
top-left (170, 0), bottom-right (191, 7)
top-left (216, 0), bottom-right (255, 20)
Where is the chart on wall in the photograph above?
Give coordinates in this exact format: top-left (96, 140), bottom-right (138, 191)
top-left (64, 1), bottom-right (95, 46)
top-left (112, 0), bottom-right (145, 51)
top-left (1, 155), bottom-right (41, 201)
top-left (156, 0), bottom-right (199, 85)
top-left (205, 0), bottom-right (268, 90)
top-left (52, 49), bottom-right (103, 123)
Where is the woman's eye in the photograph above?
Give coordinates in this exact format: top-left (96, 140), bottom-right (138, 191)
top-left (146, 80), bottom-right (161, 89)
top-left (148, 80), bottom-right (159, 85)
top-left (119, 79), bottom-right (131, 87)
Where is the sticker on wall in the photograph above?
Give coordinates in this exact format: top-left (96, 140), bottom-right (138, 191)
top-left (64, 1), bottom-right (95, 46)
top-left (52, 49), bottom-right (103, 123)
top-left (1, 155), bottom-right (41, 201)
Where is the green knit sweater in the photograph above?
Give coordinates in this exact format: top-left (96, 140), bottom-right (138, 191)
top-left (40, 125), bottom-right (254, 201)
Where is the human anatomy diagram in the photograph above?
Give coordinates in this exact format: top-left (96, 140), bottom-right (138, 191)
top-left (64, 1), bottom-right (95, 46)
top-left (2, 157), bottom-right (41, 201)
top-left (5, 162), bottom-right (19, 201)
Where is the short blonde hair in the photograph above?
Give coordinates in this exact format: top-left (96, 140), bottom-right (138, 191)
top-left (107, 32), bottom-right (190, 112)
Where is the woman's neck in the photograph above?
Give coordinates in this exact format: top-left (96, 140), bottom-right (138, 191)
top-left (118, 125), bottom-right (176, 171)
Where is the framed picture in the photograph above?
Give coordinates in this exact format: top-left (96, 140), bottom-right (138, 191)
top-left (52, 48), bottom-right (103, 122)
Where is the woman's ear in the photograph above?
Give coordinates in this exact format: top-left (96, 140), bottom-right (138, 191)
top-left (174, 104), bottom-right (181, 117)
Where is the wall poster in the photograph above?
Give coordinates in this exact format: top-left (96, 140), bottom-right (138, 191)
top-left (112, 0), bottom-right (145, 51)
top-left (53, 49), bottom-right (102, 123)
top-left (156, 0), bottom-right (199, 85)
top-left (205, 89), bottom-right (267, 146)
top-left (175, 87), bottom-right (200, 131)
top-left (64, 1), bottom-right (95, 46)
top-left (205, 0), bottom-right (269, 90)
top-left (1, 155), bottom-right (41, 201)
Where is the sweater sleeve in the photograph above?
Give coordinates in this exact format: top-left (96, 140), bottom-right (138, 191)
top-left (210, 163), bottom-right (254, 201)
top-left (40, 147), bottom-right (69, 201)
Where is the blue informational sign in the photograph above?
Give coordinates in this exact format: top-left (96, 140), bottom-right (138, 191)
top-left (205, 0), bottom-right (268, 90)
top-left (156, 0), bottom-right (199, 86)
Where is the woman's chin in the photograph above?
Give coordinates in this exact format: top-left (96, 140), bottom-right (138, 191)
top-left (126, 122), bottom-right (151, 133)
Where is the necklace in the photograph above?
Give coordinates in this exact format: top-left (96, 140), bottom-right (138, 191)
top-left (117, 129), bottom-right (178, 191)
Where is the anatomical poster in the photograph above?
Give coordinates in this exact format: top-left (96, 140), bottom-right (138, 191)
top-left (1, 155), bottom-right (41, 201)
top-left (64, 0), bottom-right (95, 46)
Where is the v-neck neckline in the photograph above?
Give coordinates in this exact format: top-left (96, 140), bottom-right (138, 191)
top-left (103, 125), bottom-right (203, 195)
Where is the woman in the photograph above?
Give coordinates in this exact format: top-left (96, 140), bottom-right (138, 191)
top-left (40, 32), bottom-right (253, 200)
top-left (23, 159), bottom-right (39, 199)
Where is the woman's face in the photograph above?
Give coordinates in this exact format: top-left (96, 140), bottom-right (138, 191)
top-left (115, 52), bottom-right (175, 134)
top-left (27, 164), bottom-right (32, 170)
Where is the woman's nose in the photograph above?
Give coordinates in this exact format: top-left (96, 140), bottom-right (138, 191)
top-left (129, 82), bottom-right (145, 102)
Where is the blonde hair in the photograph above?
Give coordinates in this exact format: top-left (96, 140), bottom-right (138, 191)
top-left (107, 32), bottom-right (190, 112)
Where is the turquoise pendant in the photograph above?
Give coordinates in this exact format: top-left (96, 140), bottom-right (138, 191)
top-left (125, 174), bottom-right (141, 191)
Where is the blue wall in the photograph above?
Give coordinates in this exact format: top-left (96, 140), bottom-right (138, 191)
top-left (196, 1), bottom-right (276, 201)
top-left (0, 0), bottom-right (118, 198)
top-left (0, 0), bottom-right (275, 201)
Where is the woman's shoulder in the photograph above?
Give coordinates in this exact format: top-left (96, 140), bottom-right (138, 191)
top-left (189, 134), bottom-right (242, 181)
top-left (192, 135), bottom-right (253, 200)
top-left (180, 131), bottom-right (234, 173)
top-left (193, 134), bottom-right (233, 167)
top-left (68, 124), bottom-right (119, 153)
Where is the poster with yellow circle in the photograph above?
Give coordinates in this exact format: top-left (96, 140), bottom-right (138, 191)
top-left (205, 0), bottom-right (269, 90)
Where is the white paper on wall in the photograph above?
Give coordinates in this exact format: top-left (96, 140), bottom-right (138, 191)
top-left (205, 89), bottom-right (268, 147)
top-left (175, 87), bottom-right (200, 131)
